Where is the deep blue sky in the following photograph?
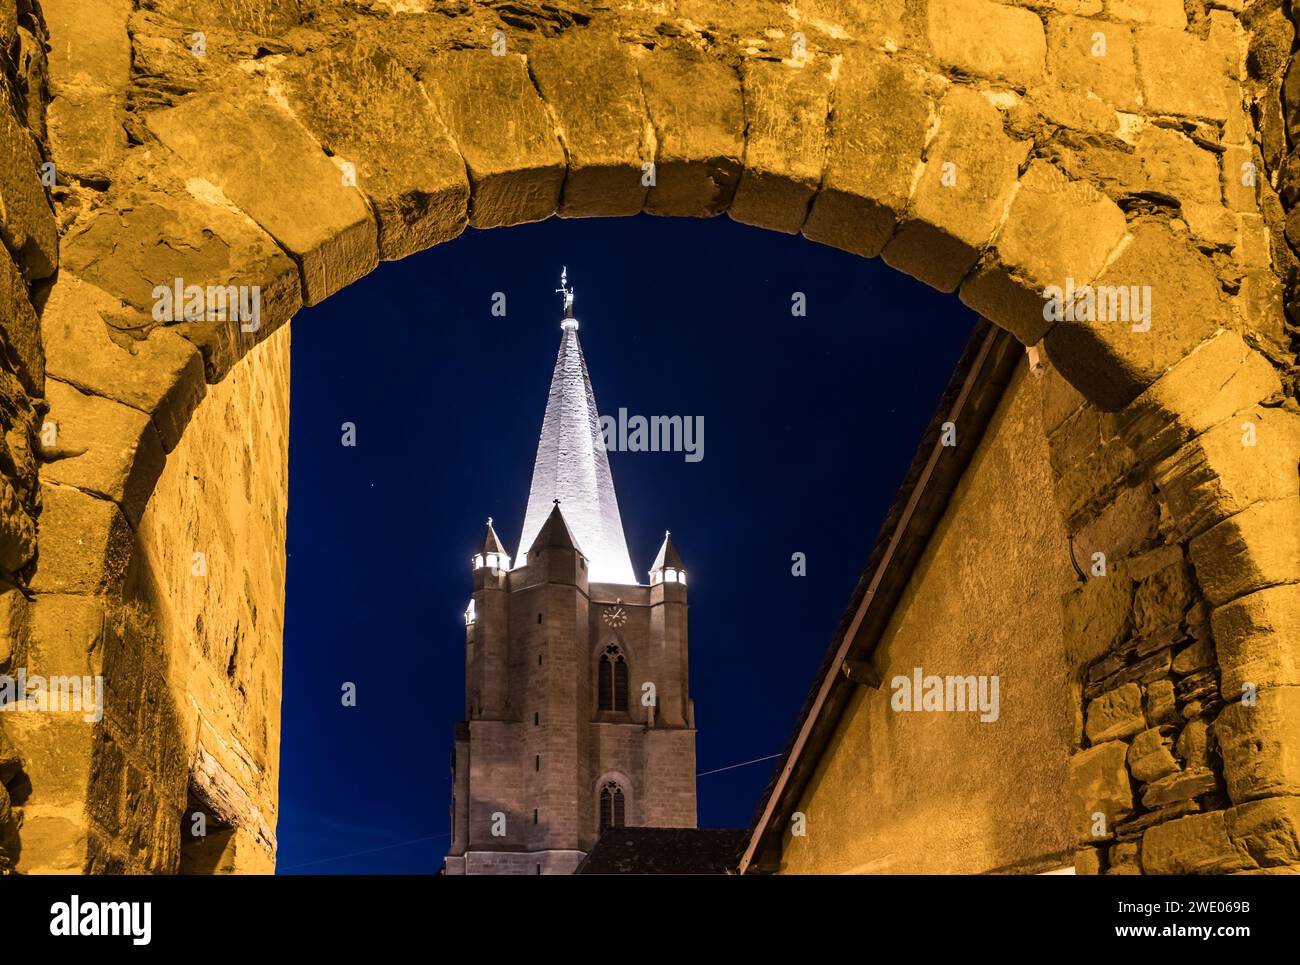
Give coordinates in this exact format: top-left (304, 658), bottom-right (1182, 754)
top-left (275, 212), bottom-right (975, 873)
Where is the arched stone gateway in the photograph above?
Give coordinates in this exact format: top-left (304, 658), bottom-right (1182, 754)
top-left (0, 0), bottom-right (1295, 874)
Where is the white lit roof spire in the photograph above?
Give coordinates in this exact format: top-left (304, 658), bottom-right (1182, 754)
top-left (516, 270), bottom-right (637, 584)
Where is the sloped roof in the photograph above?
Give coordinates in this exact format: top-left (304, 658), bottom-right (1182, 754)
top-left (475, 518), bottom-right (508, 557)
top-left (650, 530), bottom-right (684, 571)
top-left (574, 828), bottom-right (748, 875)
top-left (528, 501), bottom-right (583, 555)
top-left (516, 325), bottom-right (637, 584)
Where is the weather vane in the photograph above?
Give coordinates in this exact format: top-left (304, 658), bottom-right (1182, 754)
top-left (557, 266), bottom-right (577, 330)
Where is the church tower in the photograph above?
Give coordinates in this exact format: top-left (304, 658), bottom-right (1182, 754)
top-left (445, 271), bottom-right (697, 876)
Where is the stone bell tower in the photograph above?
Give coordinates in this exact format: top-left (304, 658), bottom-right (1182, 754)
top-left (444, 271), bottom-right (697, 876)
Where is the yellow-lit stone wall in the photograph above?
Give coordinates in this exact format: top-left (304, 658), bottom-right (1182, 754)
top-left (781, 362), bottom-right (1080, 874)
top-left (130, 321), bottom-right (290, 874)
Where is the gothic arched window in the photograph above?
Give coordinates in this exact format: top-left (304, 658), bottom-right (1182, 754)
top-left (599, 781), bottom-right (626, 834)
top-left (598, 644), bottom-right (628, 712)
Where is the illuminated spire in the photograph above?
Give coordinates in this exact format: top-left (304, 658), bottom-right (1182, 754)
top-left (516, 271), bottom-right (636, 584)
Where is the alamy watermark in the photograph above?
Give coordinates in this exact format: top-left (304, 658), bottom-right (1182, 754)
top-left (1042, 277), bottom-right (1152, 333)
top-left (890, 667), bottom-right (1000, 723)
top-left (599, 408), bottom-right (704, 463)
top-left (152, 277), bottom-right (261, 333)
top-left (0, 668), bottom-right (104, 723)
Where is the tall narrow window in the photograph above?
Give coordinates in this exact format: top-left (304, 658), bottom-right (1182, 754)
top-left (599, 781), bottom-right (626, 834)
top-left (598, 644), bottom-right (628, 712)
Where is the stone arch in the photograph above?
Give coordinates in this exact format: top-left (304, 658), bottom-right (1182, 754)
top-left (0, 0), bottom-right (1295, 874)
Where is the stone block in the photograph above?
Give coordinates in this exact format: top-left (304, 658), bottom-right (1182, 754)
top-left (1176, 718), bottom-right (1210, 769)
top-left (1213, 585), bottom-right (1300, 697)
top-left (1043, 222), bottom-right (1224, 412)
top-left (803, 52), bottom-right (934, 258)
top-left (0, 97), bottom-right (57, 281)
top-left (1131, 127), bottom-right (1224, 207)
top-left (1074, 846), bottom-right (1102, 874)
top-left (530, 33), bottom-right (651, 219)
top-left (28, 485), bottom-right (132, 594)
top-left (25, 593), bottom-right (104, 676)
top-left (41, 277), bottom-right (207, 451)
top-left (152, 0), bottom-right (300, 35)
top-left (963, 161), bottom-right (1126, 347)
top-left (1087, 682), bottom-right (1146, 742)
top-left (1142, 767), bottom-right (1216, 807)
top-left (40, 0), bottom-right (132, 182)
top-left (60, 155), bottom-right (303, 381)
top-left (1103, 0), bottom-right (1185, 27)
top-left (1047, 404), bottom-right (1138, 525)
top-left (1037, 360), bottom-right (1088, 435)
top-left (1063, 572), bottom-right (1134, 670)
top-left (1045, 16), bottom-right (1138, 110)
top-left (1172, 638), bottom-right (1214, 675)
top-left (730, 58), bottom-right (832, 234)
top-left (1189, 498), bottom-right (1300, 606)
top-left (1134, 26), bottom-right (1232, 120)
top-left (1116, 331), bottom-right (1282, 465)
top-left (1128, 727), bottom-right (1179, 782)
top-left (1226, 796), bottom-right (1300, 868)
top-left (1216, 688), bottom-right (1300, 802)
top-left (275, 40), bottom-right (469, 259)
top-left (1154, 407), bottom-right (1300, 540)
top-left (1074, 483), bottom-right (1159, 562)
top-left (1132, 559), bottom-right (1194, 637)
top-left (1069, 741), bottom-right (1135, 841)
top-left (927, 0), bottom-right (1045, 85)
top-left (41, 380), bottom-right (167, 527)
top-left (883, 87), bottom-right (1029, 291)
top-left (0, 476), bottom-right (35, 573)
top-left (1146, 679), bottom-right (1176, 724)
top-left (1142, 810), bottom-right (1254, 873)
top-left (1107, 840), bottom-right (1141, 873)
top-left (634, 48), bottom-right (743, 217)
top-left (0, 244), bottom-right (42, 396)
top-left (418, 51), bottom-right (563, 229)
top-left (147, 80), bottom-right (378, 305)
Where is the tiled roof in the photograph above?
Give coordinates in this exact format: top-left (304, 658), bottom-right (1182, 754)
top-left (575, 828), bottom-right (748, 875)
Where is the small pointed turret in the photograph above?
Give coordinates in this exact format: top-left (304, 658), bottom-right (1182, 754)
top-left (472, 517), bottom-right (511, 571)
top-left (650, 530), bottom-right (686, 585)
top-left (529, 501), bottom-right (584, 557)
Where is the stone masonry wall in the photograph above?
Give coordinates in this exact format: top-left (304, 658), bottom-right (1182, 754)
top-left (0, 0), bottom-right (54, 873)
top-left (1043, 352), bottom-right (1289, 874)
top-left (1, 0), bottom-right (1297, 873)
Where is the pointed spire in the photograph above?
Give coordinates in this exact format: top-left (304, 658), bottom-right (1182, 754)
top-left (651, 530), bottom-right (684, 572)
top-left (516, 276), bottom-right (637, 584)
top-left (528, 501), bottom-right (584, 556)
top-left (476, 517), bottom-right (508, 557)
top-left (472, 517), bottom-right (511, 571)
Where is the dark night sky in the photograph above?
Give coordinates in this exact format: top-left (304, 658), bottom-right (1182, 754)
top-left (274, 212), bottom-right (976, 873)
